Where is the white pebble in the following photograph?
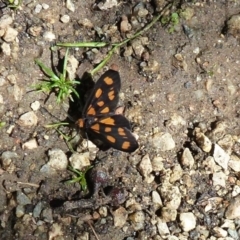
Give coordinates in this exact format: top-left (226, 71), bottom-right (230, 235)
top-left (22, 138), bottom-right (38, 150)
top-left (152, 156), bottom-right (164, 171)
top-left (3, 27), bottom-right (18, 42)
top-left (151, 132), bottom-right (175, 151)
top-left (35, 4), bottom-right (43, 13)
top-left (18, 111), bottom-right (38, 127)
top-left (42, 3), bottom-right (49, 10)
top-left (212, 171), bottom-right (227, 187)
top-left (112, 206), bottom-right (128, 228)
top-left (138, 154), bottom-right (154, 183)
top-left (43, 31), bottom-right (56, 42)
top-left (60, 15), bottom-right (70, 23)
top-left (69, 152), bottom-right (90, 170)
top-left (1, 42), bottom-right (11, 56)
top-left (31, 101), bottom-right (41, 111)
top-left (66, 0), bottom-right (75, 12)
top-left (213, 143), bottom-right (230, 170)
top-left (47, 149), bottom-right (68, 171)
top-left (156, 218), bottom-right (170, 237)
top-left (229, 154), bottom-right (240, 172)
top-left (0, 15), bottom-right (13, 29)
top-left (180, 212), bottom-right (196, 232)
top-left (181, 148), bottom-right (195, 168)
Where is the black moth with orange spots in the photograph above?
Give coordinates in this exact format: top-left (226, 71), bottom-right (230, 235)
top-left (76, 69), bottom-right (139, 152)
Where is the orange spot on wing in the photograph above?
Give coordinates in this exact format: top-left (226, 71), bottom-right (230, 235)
top-left (105, 127), bottom-right (112, 132)
top-left (118, 128), bottom-right (126, 136)
top-left (95, 88), bottom-right (102, 98)
top-left (77, 119), bottom-right (84, 128)
top-left (91, 123), bottom-right (100, 133)
top-left (100, 107), bottom-right (110, 114)
top-left (99, 117), bottom-right (115, 125)
top-left (87, 105), bottom-right (96, 115)
top-left (122, 141), bottom-right (131, 150)
top-left (107, 135), bottom-right (116, 143)
top-left (108, 90), bottom-right (115, 100)
top-left (97, 101), bottom-right (105, 107)
top-left (104, 77), bottom-right (113, 85)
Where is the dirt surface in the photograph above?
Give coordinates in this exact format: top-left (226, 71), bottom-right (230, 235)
top-left (0, 0), bottom-right (240, 239)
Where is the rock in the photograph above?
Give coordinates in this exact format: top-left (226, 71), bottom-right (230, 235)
top-left (138, 154), bottom-right (154, 183)
top-left (42, 208), bottom-right (53, 223)
top-left (66, 0), bottom-right (75, 12)
top-left (16, 191), bottom-right (31, 205)
top-left (181, 148), bottom-right (195, 168)
top-left (151, 132), bottom-right (175, 151)
top-left (69, 152), bottom-right (90, 170)
top-left (47, 149), bottom-right (68, 171)
top-left (169, 164), bottom-right (183, 183)
top-left (13, 84), bottom-right (23, 101)
top-left (217, 134), bottom-right (234, 155)
top-left (195, 130), bottom-right (212, 152)
top-left (112, 206), bottom-right (128, 228)
top-left (227, 14), bottom-right (240, 38)
top-left (152, 156), bottom-right (164, 171)
top-left (213, 227), bottom-right (228, 237)
top-left (48, 223), bottom-right (63, 239)
top-left (31, 101), bottom-right (40, 111)
top-left (16, 205), bottom-right (25, 218)
top-left (66, 55), bottom-right (79, 80)
top-left (34, 4), bottom-right (42, 13)
top-left (33, 202), bottom-right (44, 218)
top-left (78, 18), bottom-right (93, 28)
top-left (129, 211), bottom-right (145, 230)
top-left (3, 27), bottom-right (18, 42)
top-left (160, 185), bottom-right (181, 210)
top-left (17, 111), bottom-right (38, 127)
top-left (212, 171), bottom-right (227, 187)
top-left (120, 16), bottom-right (131, 33)
top-left (1, 42), bottom-right (11, 56)
top-left (225, 195), bottom-right (240, 219)
top-left (22, 138), bottom-right (38, 150)
top-left (229, 154), bottom-right (240, 172)
top-left (179, 212), bottom-right (196, 232)
top-left (213, 144), bottom-right (230, 170)
top-left (60, 15), bottom-right (70, 23)
top-left (152, 191), bottom-right (162, 210)
top-left (156, 218), bottom-right (170, 237)
top-left (43, 31), bottom-right (56, 42)
top-left (161, 207), bottom-right (177, 222)
top-left (0, 15), bottom-right (13, 29)
top-left (232, 185), bottom-right (240, 197)
top-left (98, 206), bottom-right (108, 217)
top-left (97, 0), bottom-right (118, 10)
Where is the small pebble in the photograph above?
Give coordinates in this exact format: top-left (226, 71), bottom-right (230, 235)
top-left (112, 206), bottom-right (128, 228)
top-left (156, 218), bottom-right (170, 237)
top-left (41, 208), bottom-right (53, 223)
top-left (151, 132), bottom-right (175, 151)
top-left (16, 191), bottom-right (31, 205)
top-left (69, 152), bottom-right (90, 170)
top-left (22, 138), bottom-right (38, 150)
top-left (3, 27), bottom-right (18, 42)
top-left (180, 212), bottom-right (196, 232)
top-left (152, 156), bottom-right (164, 171)
top-left (31, 101), bottom-right (40, 111)
top-left (35, 4), bottom-right (43, 13)
top-left (66, 0), bottom-right (75, 12)
top-left (0, 15), bottom-right (13, 29)
top-left (43, 31), bottom-right (56, 42)
top-left (17, 111), bottom-right (38, 127)
top-left (16, 205), bottom-right (25, 218)
top-left (47, 149), bottom-right (68, 171)
top-left (213, 143), bottom-right (230, 170)
top-left (181, 148), bottom-right (195, 168)
top-left (212, 171), bottom-right (227, 187)
top-left (229, 154), bottom-right (240, 172)
top-left (225, 195), bottom-right (240, 219)
top-left (161, 207), bottom-right (177, 222)
top-left (152, 191), bottom-right (162, 210)
top-left (1, 42), bottom-right (11, 56)
top-left (60, 15), bottom-right (70, 23)
top-left (42, 3), bottom-right (49, 10)
top-left (138, 154), bottom-right (154, 183)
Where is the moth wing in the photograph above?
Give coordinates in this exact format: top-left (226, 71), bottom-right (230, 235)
top-left (83, 70), bottom-right (121, 116)
top-left (88, 115), bottom-right (138, 152)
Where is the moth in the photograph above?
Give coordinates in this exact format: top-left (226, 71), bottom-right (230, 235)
top-left (76, 69), bottom-right (139, 152)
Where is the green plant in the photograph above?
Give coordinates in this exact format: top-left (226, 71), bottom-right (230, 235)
top-left (161, 12), bottom-right (180, 33)
top-left (66, 166), bottom-right (93, 192)
top-left (35, 48), bottom-right (80, 103)
top-left (6, 0), bottom-right (22, 9)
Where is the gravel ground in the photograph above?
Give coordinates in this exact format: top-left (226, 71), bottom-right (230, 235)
top-left (0, 0), bottom-right (240, 239)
